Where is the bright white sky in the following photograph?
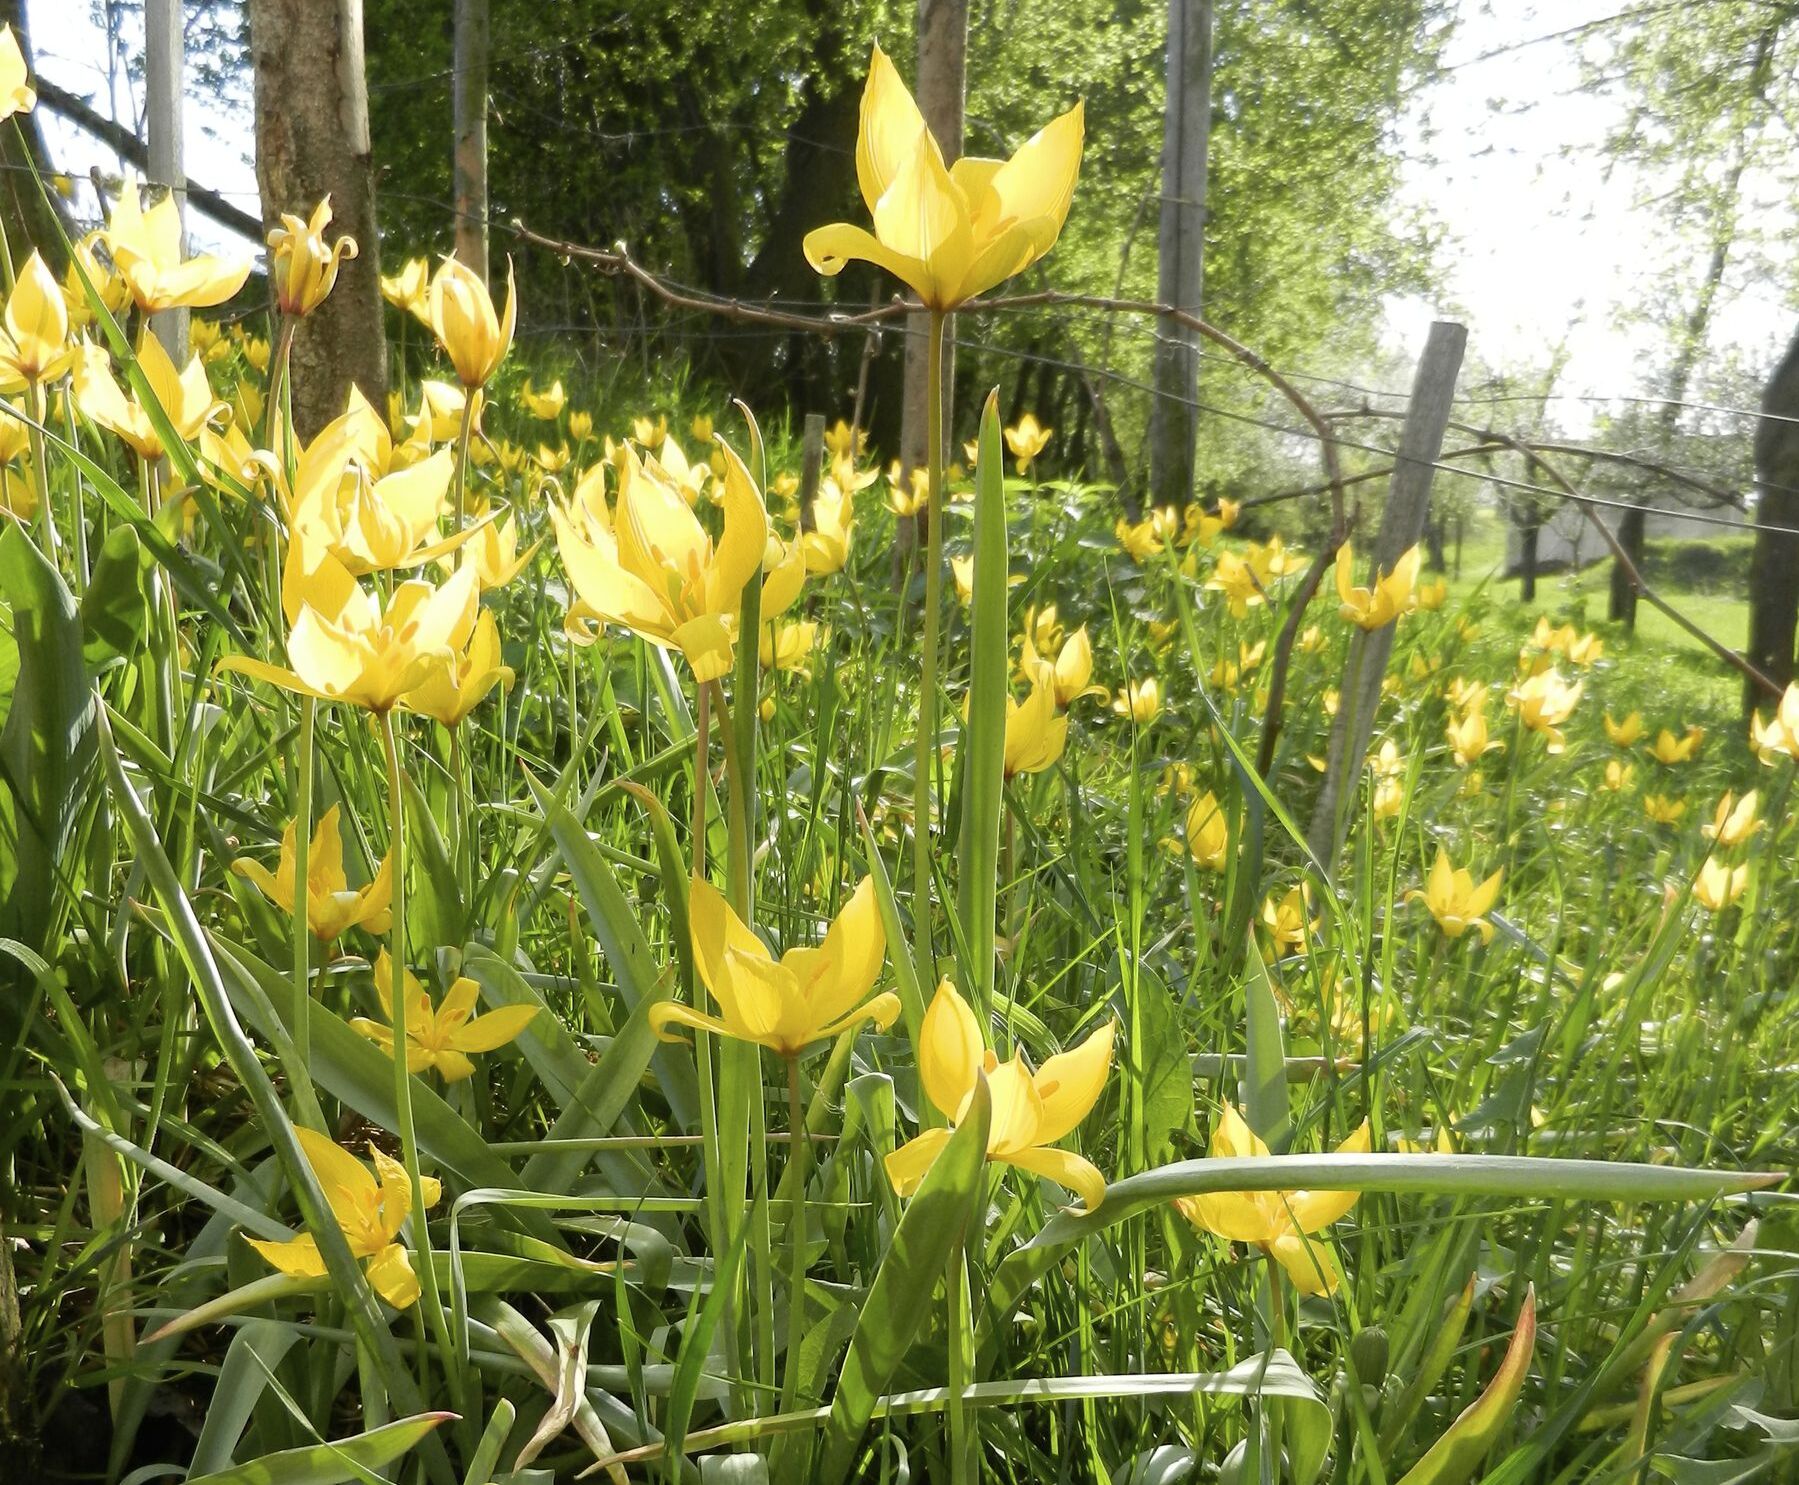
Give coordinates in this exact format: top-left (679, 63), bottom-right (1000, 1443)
top-left (25, 0), bottom-right (1797, 423)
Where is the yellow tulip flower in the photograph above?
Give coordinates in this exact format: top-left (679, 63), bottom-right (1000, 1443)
top-left (1600, 759), bottom-right (1635, 792)
top-left (1004, 413), bottom-right (1052, 474)
top-left (1445, 686), bottom-right (1502, 769)
top-left (407, 380), bottom-right (471, 445)
top-left (1604, 711), bottom-right (1644, 748)
top-left (380, 256), bottom-right (432, 324)
top-left (1565, 631), bottom-right (1604, 667)
top-left (267, 197), bottom-right (358, 318)
top-left (460, 510), bottom-right (538, 589)
top-left (824, 418), bottom-right (867, 461)
top-left (288, 444), bottom-right (462, 578)
top-left (1183, 790), bottom-right (1230, 872)
top-left (1261, 885), bottom-right (1315, 955)
top-left (631, 413), bottom-right (668, 450)
top-left (1000, 668), bottom-right (1069, 779)
top-left (1505, 668), bottom-right (1583, 754)
top-left (649, 875), bottom-right (896, 1058)
top-left (887, 466), bottom-right (929, 518)
top-left (646, 434), bottom-right (710, 506)
top-left (1693, 857), bottom-right (1748, 912)
top-left (1702, 790), bottom-right (1761, 848)
top-left (1247, 535), bottom-right (1306, 581)
top-left (1335, 541), bottom-right (1420, 630)
top-left (0, 25), bottom-right (35, 120)
top-left (761, 534), bottom-right (808, 618)
top-left (1296, 624), bottom-right (1324, 655)
top-left (1408, 847), bottom-right (1502, 943)
top-left (887, 979), bottom-right (1114, 1212)
top-left (1208, 640), bottom-right (1266, 694)
top-left (1115, 509), bottom-right (1177, 562)
top-left (568, 410), bottom-right (594, 442)
top-left (1205, 550), bottom-right (1265, 620)
top-left (1748, 682), bottom-right (1799, 763)
top-left (221, 553), bottom-right (479, 713)
top-left (760, 618), bottom-right (820, 674)
top-left (1173, 1104), bottom-right (1371, 1296)
top-left (73, 336), bottom-right (225, 460)
top-left (0, 399), bottom-right (28, 465)
top-left (403, 608), bottom-right (514, 726)
top-left (520, 378), bottom-right (565, 420)
top-left (802, 477), bottom-right (854, 575)
top-left (244, 1127), bottom-right (440, 1310)
top-left (1022, 625), bottom-right (1106, 708)
top-left (0, 464), bottom-right (35, 521)
top-left (231, 803), bottom-right (393, 942)
top-left (350, 951), bottom-right (539, 1082)
top-left (428, 255), bottom-right (515, 389)
top-left (62, 232), bottom-right (133, 328)
top-left (1415, 577), bottom-right (1448, 611)
top-left (0, 251), bottom-right (72, 386)
top-left (804, 46), bottom-right (1082, 312)
top-left (550, 437), bottom-right (766, 682)
top-left (1113, 676), bottom-right (1161, 725)
top-left (1643, 794), bottom-right (1687, 825)
top-left (1646, 726), bottom-right (1703, 766)
top-left (105, 173), bottom-right (250, 312)
top-left (950, 552), bottom-right (975, 606)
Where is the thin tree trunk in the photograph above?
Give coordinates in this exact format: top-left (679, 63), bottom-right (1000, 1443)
top-left (453, 0), bottom-right (489, 283)
top-left (896, 0), bottom-right (966, 570)
top-left (1746, 324), bottom-right (1799, 714)
top-left (249, 0), bottom-right (388, 438)
top-left (1146, 0), bottom-right (1212, 510)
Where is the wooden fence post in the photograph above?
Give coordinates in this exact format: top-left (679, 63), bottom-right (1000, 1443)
top-left (145, 0), bottom-right (186, 359)
top-left (798, 412), bottom-right (826, 532)
top-left (1306, 320), bottom-right (1466, 871)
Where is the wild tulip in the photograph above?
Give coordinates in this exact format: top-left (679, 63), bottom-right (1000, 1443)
top-left (1000, 669), bottom-right (1069, 779)
top-left (1205, 550), bottom-right (1264, 619)
top-left (549, 436), bottom-right (766, 682)
top-left (801, 477), bottom-right (854, 575)
top-left (1183, 790), bottom-right (1230, 872)
top-left (1693, 857), bottom-right (1748, 912)
top-left (1335, 541), bottom-right (1420, 630)
top-left (428, 255), bottom-right (515, 388)
top-left (1604, 711), bottom-right (1644, 748)
top-left (1173, 1103), bottom-right (1370, 1296)
top-left (1113, 676), bottom-right (1160, 725)
top-left (1023, 625), bottom-right (1105, 708)
top-left (73, 336), bottom-right (225, 460)
top-left (519, 378), bottom-right (565, 420)
top-left (231, 803), bottom-right (392, 941)
top-left (1261, 885), bottom-right (1315, 955)
top-left (350, 952), bottom-right (539, 1082)
top-left (379, 256), bottom-right (431, 324)
top-left (1646, 726), bottom-right (1703, 766)
top-left (0, 25), bottom-right (34, 120)
top-left (244, 1128), bottom-right (439, 1310)
top-left (402, 608), bottom-right (514, 727)
top-left (267, 197), bottom-right (358, 318)
top-left (1748, 682), bottom-right (1799, 762)
top-left (887, 979), bottom-right (1114, 1212)
top-left (1643, 794), bottom-right (1687, 825)
top-left (1703, 790), bottom-right (1761, 848)
top-left (1408, 847), bottom-right (1502, 943)
top-left (649, 876), bottom-right (896, 1057)
top-left (0, 252), bottom-right (73, 386)
top-left (1004, 413), bottom-right (1052, 473)
top-left (804, 45), bottom-right (1082, 312)
top-left (105, 173), bottom-right (250, 312)
top-left (1506, 668), bottom-right (1583, 753)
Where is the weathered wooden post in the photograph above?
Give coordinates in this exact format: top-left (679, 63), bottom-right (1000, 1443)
top-left (453, 0), bottom-right (490, 283)
top-left (145, 0), bottom-right (186, 358)
top-left (1306, 320), bottom-right (1466, 871)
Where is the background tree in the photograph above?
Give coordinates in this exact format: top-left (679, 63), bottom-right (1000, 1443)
top-left (249, 0), bottom-right (387, 435)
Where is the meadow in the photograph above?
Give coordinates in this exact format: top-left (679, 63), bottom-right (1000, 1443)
top-left (2, 32), bottom-right (1797, 1485)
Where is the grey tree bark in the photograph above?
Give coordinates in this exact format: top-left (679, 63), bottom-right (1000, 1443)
top-left (453, 0), bottom-right (490, 283)
top-left (248, 0), bottom-right (388, 438)
top-left (1146, 0), bottom-right (1212, 510)
top-left (1746, 324), bottom-right (1799, 715)
top-left (896, 0), bottom-right (966, 565)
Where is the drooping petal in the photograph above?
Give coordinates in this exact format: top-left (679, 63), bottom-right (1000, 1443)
top-left (363, 1242), bottom-right (422, 1309)
top-left (802, 221), bottom-right (931, 302)
top-left (672, 613), bottom-right (734, 682)
top-left (1003, 1144), bottom-right (1107, 1214)
top-left (811, 989), bottom-right (902, 1044)
top-left (1174, 1190), bottom-right (1275, 1246)
top-left (1267, 1230), bottom-right (1344, 1296)
top-left (243, 1232), bottom-right (328, 1279)
top-left (884, 1127), bottom-right (953, 1199)
top-left (648, 1000), bottom-right (738, 1044)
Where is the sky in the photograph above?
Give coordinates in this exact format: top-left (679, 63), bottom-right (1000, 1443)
top-left (23, 0), bottom-right (1798, 425)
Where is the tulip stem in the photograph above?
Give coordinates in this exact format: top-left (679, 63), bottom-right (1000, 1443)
top-left (709, 679), bottom-right (751, 916)
top-left (292, 696), bottom-right (315, 1078)
top-left (946, 1231), bottom-right (974, 1485)
top-left (911, 308), bottom-right (947, 984)
top-left (452, 389), bottom-right (476, 531)
top-left (379, 709), bottom-right (462, 1406)
top-left (25, 380), bottom-right (57, 565)
top-left (692, 678), bottom-right (711, 878)
top-left (778, 1056), bottom-right (809, 1423)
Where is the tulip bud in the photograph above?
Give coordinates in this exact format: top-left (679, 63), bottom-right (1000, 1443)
top-left (1350, 1325), bottom-right (1389, 1386)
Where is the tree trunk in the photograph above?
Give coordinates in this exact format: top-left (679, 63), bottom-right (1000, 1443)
top-left (249, 0), bottom-right (387, 439)
top-left (897, 0), bottom-right (966, 554)
top-left (452, 0), bottom-right (489, 283)
top-left (0, 0), bottom-right (73, 271)
top-left (1519, 518), bottom-right (1539, 603)
top-left (1746, 324), bottom-right (1799, 715)
top-left (1146, 0), bottom-right (1212, 510)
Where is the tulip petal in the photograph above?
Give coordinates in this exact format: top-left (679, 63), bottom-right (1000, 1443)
top-left (647, 999), bottom-right (737, 1045)
top-left (452, 1002), bottom-right (540, 1054)
top-left (1032, 1019), bottom-right (1115, 1144)
top-left (884, 1127), bottom-right (953, 1199)
top-left (673, 614), bottom-right (734, 682)
top-left (803, 221), bottom-right (931, 302)
top-left (243, 1232), bottom-right (327, 1279)
top-left (364, 1242), bottom-right (422, 1309)
top-left (855, 45), bottom-right (933, 213)
top-left (812, 990), bottom-right (902, 1044)
top-left (1003, 1144), bottom-right (1107, 1214)
top-left (1174, 1190), bottom-right (1275, 1245)
top-left (215, 653), bottom-right (338, 702)
top-left (919, 980), bottom-right (984, 1124)
top-left (1268, 1230), bottom-right (1344, 1296)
